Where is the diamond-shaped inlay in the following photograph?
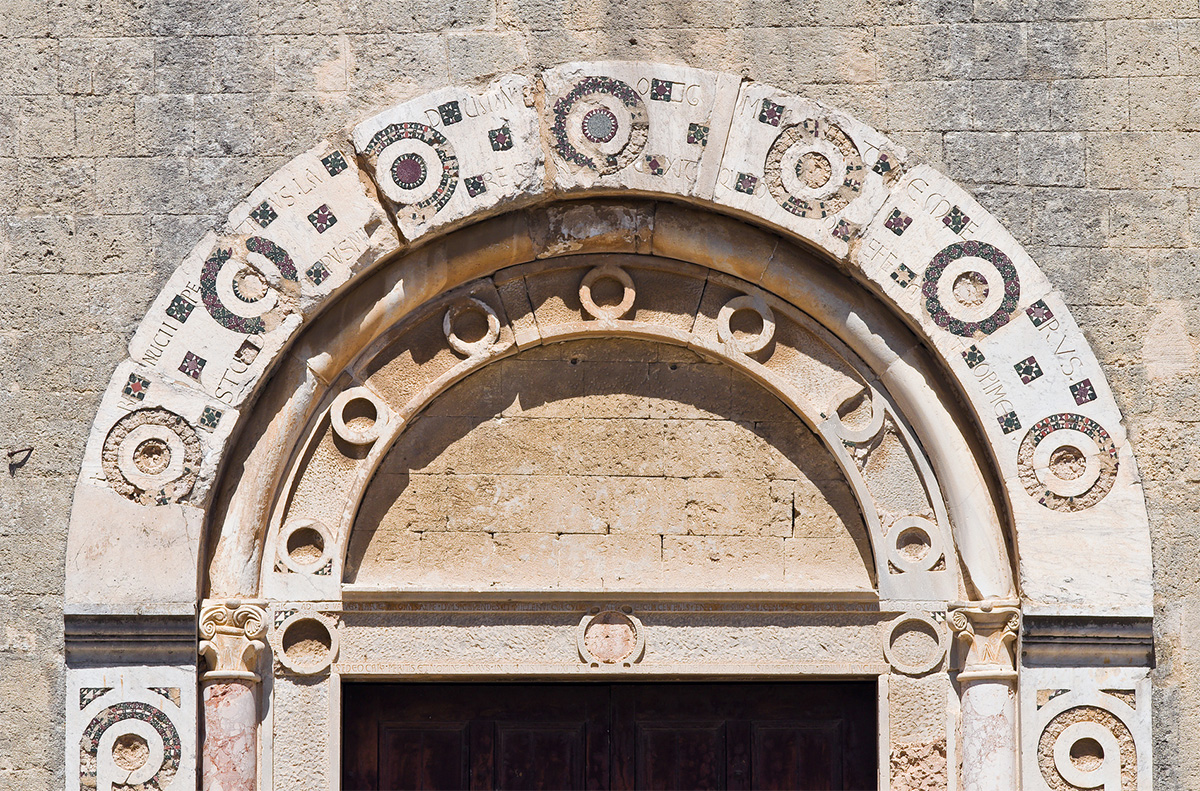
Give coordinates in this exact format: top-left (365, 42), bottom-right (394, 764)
top-left (179, 351), bottom-right (205, 381)
top-left (79, 687), bottom-right (112, 709)
top-left (942, 206), bottom-right (970, 234)
top-left (307, 204), bottom-right (337, 233)
top-left (1026, 299), bottom-right (1054, 327)
top-left (687, 123), bottom-right (708, 146)
top-left (321, 151), bottom-right (348, 177)
top-left (123, 373), bottom-right (150, 401)
top-left (645, 154), bottom-right (667, 176)
top-left (250, 200), bottom-right (277, 228)
top-left (832, 219), bottom-right (853, 242)
top-left (1071, 378), bottom-right (1097, 404)
top-left (488, 124), bottom-right (513, 151)
top-left (873, 153), bottom-right (893, 175)
top-left (1014, 355), bottom-right (1044, 384)
top-left (998, 411), bottom-right (1022, 434)
top-left (306, 260), bottom-right (331, 285)
top-left (884, 208), bottom-right (912, 236)
top-left (758, 98), bottom-right (784, 126)
top-left (962, 345), bottom-right (985, 369)
top-left (166, 295), bottom-right (195, 324)
top-left (891, 263), bottom-right (916, 288)
top-left (199, 405), bottom-right (222, 430)
top-left (438, 100), bottom-right (462, 125)
top-left (735, 172), bottom-right (758, 194)
top-left (650, 78), bottom-right (673, 101)
top-left (465, 175), bottom-right (486, 197)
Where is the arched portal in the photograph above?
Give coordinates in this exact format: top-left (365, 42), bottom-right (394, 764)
top-left (63, 62), bottom-right (1153, 791)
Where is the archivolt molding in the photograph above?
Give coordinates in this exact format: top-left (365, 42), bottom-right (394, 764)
top-left (261, 255), bottom-right (963, 601)
top-left (64, 61), bottom-right (1152, 622)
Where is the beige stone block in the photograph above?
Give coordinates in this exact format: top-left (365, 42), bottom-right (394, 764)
top-left (567, 418), bottom-right (666, 477)
top-left (861, 426), bottom-right (936, 521)
top-left (528, 201), bottom-right (653, 259)
top-left (597, 477), bottom-right (688, 534)
top-left (662, 536), bottom-right (784, 587)
top-left (556, 534), bottom-right (662, 587)
top-left (661, 419), bottom-right (790, 479)
top-left (581, 360), bottom-right (652, 418)
top-left (645, 361), bottom-right (733, 419)
top-left (497, 358), bottom-right (586, 418)
top-left (541, 61), bottom-right (741, 199)
top-left (351, 74), bottom-right (543, 243)
top-left (783, 534), bottom-right (873, 590)
top-left (684, 478), bottom-right (792, 537)
top-left (488, 533), bottom-right (560, 585)
top-left (357, 472), bottom-right (448, 533)
top-left (344, 523), bottom-right (422, 585)
top-left (713, 80), bottom-right (903, 262)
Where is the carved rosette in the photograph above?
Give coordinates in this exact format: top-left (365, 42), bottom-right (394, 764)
top-left (199, 601), bottom-right (268, 682)
top-left (950, 606), bottom-right (1020, 681)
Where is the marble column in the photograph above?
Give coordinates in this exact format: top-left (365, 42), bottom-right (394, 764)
top-left (950, 605), bottom-right (1020, 791)
top-left (199, 601), bottom-right (267, 791)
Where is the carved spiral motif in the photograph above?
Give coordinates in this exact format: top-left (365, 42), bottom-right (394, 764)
top-left (921, 241), bottom-right (1020, 337)
top-left (764, 119), bottom-right (864, 219)
top-left (1018, 413), bottom-right (1118, 511)
top-left (1038, 705), bottom-right (1136, 791)
top-left (948, 609), bottom-right (970, 634)
top-left (200, 237), bottom-right (298, 335)
top-left (363, 122), bottom-right (459, 223)
top-left (550, 76), bottom-right (649, 175)
top-left (79, 701), bottom-right (181, 791)
top-left (102, 408), bottom-right (202, 505)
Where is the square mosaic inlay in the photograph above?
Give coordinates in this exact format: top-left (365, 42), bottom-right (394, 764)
top-left (687, 123), bottom-right (708, 146)
top-left (250, 201), bottom-right (277, 228)
top-left (735, 172), bottom-right (758, 194)
top-left (885, 209), bottom-right (912, 236)
top-left (962, 345), bottom-right (985, 368)
top-left (308, 204), bottom-right (337, 233)
top-left (306, 260), bottom-right (330, 286)
top-left (1026, 299), bottom-right (1054, 327)
top-left (891, 263), bottom-right (916, 288)
top-left (759, 98), bottom-right (783, 126)
top-left (942, 206), bottom-right (970, 234)
top-left (200, 405), bottom-right (222, 430)
top-left (645, 154), bottom-right (667, 176)
top-left (179, 351), bottom-right (205, 381)
top-left (321, 151), bottom-right (348, 177)
top-left (1071, 378), bottom-right (1097, 404)
top-left (1015, 355), bottom-right (1043, 384)
top-left (998, 410), bottom-right (1022, 434)
top-left (489, 124), bottom-right (513, 151)
top-left (832, 219), bottom-right (853, 242)
top-left (123, 373), bottom-right (150, 400)
top-left (873, 154), bottom-right (893, 175)
top-left (438, 100), bottom-right (462, 125)
top-left (465, 175), bottom-right (487, 197)
top-left (166, 295), bottom-right (195, 324)
top-left (650, 78), bottom-right (673, 101)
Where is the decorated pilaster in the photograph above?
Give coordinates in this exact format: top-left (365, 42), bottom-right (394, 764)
top-left (950, 605), bottom-right (1020, 791)
top-left (199, 600), bottom-right (267, 791)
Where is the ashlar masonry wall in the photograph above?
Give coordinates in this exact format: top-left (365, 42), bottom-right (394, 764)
top-left (1, 1), bottom-right (1198, 788)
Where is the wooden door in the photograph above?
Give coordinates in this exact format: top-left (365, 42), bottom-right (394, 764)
top-left (343, 682), bottom-right (876, 791)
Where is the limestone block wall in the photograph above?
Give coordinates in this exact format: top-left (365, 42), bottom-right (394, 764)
top-left (0, 1), bottom-right (1197, 788)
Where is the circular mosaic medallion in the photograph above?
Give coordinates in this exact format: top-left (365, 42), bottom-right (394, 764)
top-left (764, 119), bottom-right (864, 219)
top-left (582, 107), bottom-right (619, 143)
top-left (362, 121), bottom-right (459, 223)
top-left (921, 241), bottom-right (1020, 337)
top-left (1038, 705), bottom-right (1137, 791)
top-left (390, 152), bottom-right (428, 190)
top-left (200, 237), bottom-right (298, 334)
top-left (550, 76), bottom-right (649, 175)
top-left (80, 701), bottom-right (181, 791)
top-left (102, 407), bottom-right (203, 505)
top-left (1018, 413), bottom-right (1118, 511)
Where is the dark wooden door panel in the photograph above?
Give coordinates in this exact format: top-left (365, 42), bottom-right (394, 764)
top-left (343, 682), bottom-right (876, 791)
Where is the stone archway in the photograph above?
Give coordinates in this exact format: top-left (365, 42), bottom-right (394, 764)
top-left (63, 62), bottom-right (1153, 791)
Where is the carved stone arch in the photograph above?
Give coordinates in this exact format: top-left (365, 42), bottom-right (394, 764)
top-left (63, 62), bottom-right (1153, 791)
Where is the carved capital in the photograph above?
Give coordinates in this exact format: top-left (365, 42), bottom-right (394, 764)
top-left (949, 605), bottom-right (1019, 681)
top-left (198, 600), bottom-right (267, 682)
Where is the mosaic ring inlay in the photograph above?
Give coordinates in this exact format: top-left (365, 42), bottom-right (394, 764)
top-left (1018, 413), bottom-right (1118, 511)
top-left (550, 75), bottom-right (649, 175)
top-left (921, 241), bottom-right (1020, 337)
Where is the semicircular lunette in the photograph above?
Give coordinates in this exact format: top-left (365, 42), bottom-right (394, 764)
top-left (261, 255), bottom-right (961, 602)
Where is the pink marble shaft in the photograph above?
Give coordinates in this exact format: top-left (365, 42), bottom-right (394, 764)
top-left (203, 680), bottom-right (257, 791)
top-left (959, 679), bottom-right (1017, 791)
